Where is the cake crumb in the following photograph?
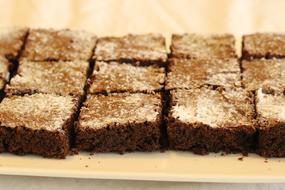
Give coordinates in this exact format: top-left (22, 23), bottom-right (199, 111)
top-left (85, 165), bottom-right (89, 168)
top-left (264, 159), bottom-right (268, 163)
top-left (238, 156), bottom-right (243, 161)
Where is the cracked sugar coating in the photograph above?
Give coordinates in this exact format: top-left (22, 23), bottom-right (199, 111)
top-left (6, 60), bottom-right (89, 96)
top-left (256, 88), bottom-right (285, 125)
top-left (242, 59), bottom-right (285, 91)
top-left (0, 27), bottom-right (27, 60)
top-left (89, 61), bottom-right (165, 93)
top-left (166, 58), bottom-right (241, 90)
top-left (171, 33), bottom-right (237, 59)
top-left (242, 33), bottom-right (285, 59)
top-left (79, 93), bottom-right (161, 129)
top-left (0, 56), bottom-right (10, 81)
top-left (0, 94), bottom-right (77, 131)
top-left (170, 88), bottom-right (254, 128)
top-left (21, 28), bottom-right (96, 61)
top-left (94, 34), bottom-right (167, 63)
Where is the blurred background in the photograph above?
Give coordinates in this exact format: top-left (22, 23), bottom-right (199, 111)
top-left (1, 0), bottom-right (285, 38)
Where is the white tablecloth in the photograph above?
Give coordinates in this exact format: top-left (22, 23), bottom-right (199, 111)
top-left (1, 0), bottom-right (285, 189)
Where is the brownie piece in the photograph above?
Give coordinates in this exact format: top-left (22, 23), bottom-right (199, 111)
top-left (0, 28), bottom-right (28, 61)
top-left (21, 29), bottom-right (96, 61)
top-left (6, 60), bottom-right (89, 96)
top-left (94, 34), bottom-right (167, 65)
top-left (242, 33), bottom-right (285, 59)
top-left (256, 88), bottom-right (285, 157)
top-left (76, 93), bottom-right (162, 153)
top-left (0, 93), bottom-right (78, 158)
top-left (167, 87), bottom-right (256, 155)
top-left (166, 58), bottom-right (241, 90)
top-left (170, 33), bottom-right (237, 59)
top-left (89, 61), bottom-right (165, 94)
top-left (242, 59), bottom-right (285, 91)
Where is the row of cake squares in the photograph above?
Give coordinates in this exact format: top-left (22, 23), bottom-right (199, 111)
top-left (0, 28), bottom-right (284, 159)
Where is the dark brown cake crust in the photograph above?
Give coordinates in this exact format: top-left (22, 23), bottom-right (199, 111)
top-left (0, 109), bottom-right (76, 158)
top-left (167, 120), bottom-right (256, 155)
top-left (76, 119), bottom-right (161, 153)
top-left (255, 89), bottom-right (285, 157)
top-left (167, 88), bottom-right (256, 155)
top-left (258, 121), bottom-right (285, 157)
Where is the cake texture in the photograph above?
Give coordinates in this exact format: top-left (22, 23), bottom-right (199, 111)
top-left (242, 59), bottom-right (285, 92)
top-left (89, 61), bottom-right (165, 94)
top-left (21, 29), bottom-right (96, 61)
top-left (6, 60), bottom-right (89, 96)
top-left (0, 56), bottom-right (10, 83)
top-left (0, 27), bottom-right (28, 61)
top-left (242, 33), bottom-right (285, 59)
top-left (256, 88), bottom-right (285, 157)
top-left (170, 34), bottom-right (237, 59)
top-left (167, 88), bottom-right (256, 155)
top-left (0, 93), bottom-right (78, 158)
top-left (94, 34), bottom-right (167, 65)
top-left (166, 58), bottom-right (241, 90)
top-left (76, 93), bottom-right (162, 153)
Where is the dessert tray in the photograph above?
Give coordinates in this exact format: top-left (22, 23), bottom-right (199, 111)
top-left (1, 151), bottom-right (285, 183)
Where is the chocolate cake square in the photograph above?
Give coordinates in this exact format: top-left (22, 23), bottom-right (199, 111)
top-left (242, 33), bottom-right (285, 59)
top-left (94, 34), bottom-right (167, 65)
top-left (242, 59), bottom-right (285, 91)
top-left (0, 93), bottom-right (78, 158)
top-left (166, 58), bottom-right (241, 90)
top-left (21, 29), bottom-right (96, 61)
top-left (256, 88), bottom-right (285, 157)
top-left (76, 93), bottom-right (162, 153)
top-left (0, 27), bottom-right (28, 61)
top-left (6, 60), bottom-right (89, 96)
top-left (167, 87), bottom-right (256, 154)
top-left (170, 34), bottom-right (237, 59)
top-left (89, 61), bottom-right (165, 94)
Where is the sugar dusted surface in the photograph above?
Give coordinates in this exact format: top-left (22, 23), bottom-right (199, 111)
top-left (171, 34), bottom-right (237, 59)
top-left (170, 88), bottom-right (254, 127)
top-left (243, 33), bottom-right (285, 58)
top-left (242, 59), bottom-right (285, 91)
top-left (94, 34), bottom-right (167, 62)
top-left (0, 56), bottom-right (10, 81)
top-left (79, 93), bottom-right (161, 129)
top-left (6, 60), bottom-right (89, 96)
top-left (166, 58), bottom-right (241, 90)
top-left (256, 88), bottom-right (285, 123)
top-left (0, 27), bottom-right (27, 58)
top-left (89, 61), bottom-right (165, 93)
top-left (21, 29), bottom-right (96, 61)
top-left (0, 94), bottom-right (77, 131)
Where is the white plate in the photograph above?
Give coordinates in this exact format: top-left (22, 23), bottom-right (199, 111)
top-left (1, 151), bottom-right (285, 183)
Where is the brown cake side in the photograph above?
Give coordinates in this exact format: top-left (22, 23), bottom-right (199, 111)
top-left (76, 93), bottom-right (162, 153)
top-left (167, 88), bottom-right (256, 155)
top-left (242, 33), bottom-right (285, 59)
top-left (0, 28), bottom-right (28, 61)
top-left (256, 88), bottom-right (285, 157)
top-left (6, 60), bottom-right (89, 96)
top-left (89, 61), bottom-right (165, 94)
top-left (170, 33), bottom-right (237, 59)
top-left (21, 28), bottom-right (97, 61)
top-left (0, 93), bottom-right (79, 158)
top-left (166, 58), bottom-right (241, 90)
top-left (94, 34), bottom-right (168, 65)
